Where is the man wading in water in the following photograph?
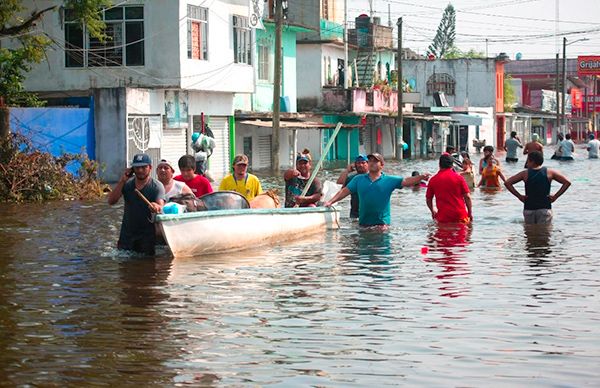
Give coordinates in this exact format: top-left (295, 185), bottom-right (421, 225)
top-left (504, 151), bottom-right (571, 224)
top-left (325, 153), bottom-right (430, 230)
top-left (108, 154), bottom-right (165, 255)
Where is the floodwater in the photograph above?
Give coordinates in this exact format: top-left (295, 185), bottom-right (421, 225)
top-left (1, 146), bottom-right (599, 386)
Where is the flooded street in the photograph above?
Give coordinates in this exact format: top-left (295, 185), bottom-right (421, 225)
top-left (1, 148), bottom-right (599, 386)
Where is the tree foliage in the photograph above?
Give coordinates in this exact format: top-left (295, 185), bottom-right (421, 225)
top-left (0, 0), bottom-right (111, 106)
top-left (504, 75), bottom-right (517, 112)
top-left (444, 48), bottom-right (486, 59)
top-left (427, 4), bottom-right (456, 59)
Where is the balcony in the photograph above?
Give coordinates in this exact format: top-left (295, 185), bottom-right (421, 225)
top-left (320, 88), bottom-right (420, 113)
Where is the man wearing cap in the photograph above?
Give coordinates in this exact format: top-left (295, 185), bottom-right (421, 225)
top-left (156, 159), bottom-right (193, 201)
top-left (283, 154), bottom-right (323, 207)
top-left (426, 154), bottom-right (473, 224)
top-left (174, 155), bottom-right (213, 198)
top-left (325, 153), bottom-right (430, 228)
top-left (108, 153), bottom-right (165, 255)
top-left (219, 154), bottom-right (263, 201)
top-left (587, 133), bottom-right (600, 158)
top-left (336, 154), bottom-right (369, 219)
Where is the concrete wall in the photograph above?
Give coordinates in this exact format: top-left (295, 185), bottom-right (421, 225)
top-left (17, 0), bottom-right (181, 91)
top-left (297, 44), bottom-right (323, 104)
top-left (297, 43), bottom-right (345, 110)
top-left (403, 59), bottom-right (497, 108)
top-left (14, 0), bottom-right (253, 94)
top-left (94, 88), bottom-right (127, 182)
top-left (179, 0), bottom-right (254, 93)
top-left (289, 0), bottom-right (321, 41)
top-left (282, 29), bottom-right (298, 113)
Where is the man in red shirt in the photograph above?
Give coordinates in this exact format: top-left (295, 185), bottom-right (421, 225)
top-left (426, 154), bottom-right (472, 223)
top-left (174, 155), bottom-right (213, 198)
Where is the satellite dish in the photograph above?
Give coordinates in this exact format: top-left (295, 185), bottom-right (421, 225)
top-left (516, 52), bottom-right (522, 60)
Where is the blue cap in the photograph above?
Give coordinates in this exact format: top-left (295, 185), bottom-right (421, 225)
top-left (296, 155), bottom-right (310, 163)
top-left (355, 154), bottom-right (368, 162)
top-left (131, 153), bottom-right (152, 167)
top-left (590, 134), bottom-right (595, 140)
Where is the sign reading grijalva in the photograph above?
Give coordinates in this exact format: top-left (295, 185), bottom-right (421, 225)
top-left (578, 56), bottom-right (600, 76)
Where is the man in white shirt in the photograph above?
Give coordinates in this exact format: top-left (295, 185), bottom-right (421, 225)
top-left (587, 134), bottom-right (600, 159)
top-left (559, 133), bottom-right (575, 161)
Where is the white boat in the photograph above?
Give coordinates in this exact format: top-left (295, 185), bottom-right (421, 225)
top-left (156, 207), bottom-right (340, 258)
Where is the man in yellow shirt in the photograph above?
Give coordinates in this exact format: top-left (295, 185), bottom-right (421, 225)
top-left (218, 154), bottom-right (263, 201)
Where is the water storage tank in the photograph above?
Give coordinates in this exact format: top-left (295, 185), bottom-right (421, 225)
top-left (355, 14), bottom-right (370, 48)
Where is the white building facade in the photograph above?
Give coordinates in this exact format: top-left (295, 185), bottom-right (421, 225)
top-left (13, 0), bottom-right (254, 181)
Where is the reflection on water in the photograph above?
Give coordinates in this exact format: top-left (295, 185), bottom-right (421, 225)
top-left (524, 224), bottom-right (553, 259)
top-left (425, 223), bottom-right (472, 298)
top-left (0, 147), bottom-right (599, 385)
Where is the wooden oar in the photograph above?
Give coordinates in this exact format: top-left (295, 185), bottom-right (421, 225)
top-left (300, 121), bottom-right (343, 197)
top-left (134, 188), bottom-right (154, 209)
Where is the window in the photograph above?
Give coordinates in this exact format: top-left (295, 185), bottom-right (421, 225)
top-left (427, 73), bottom-right (456, 95)
top-left (187, 5), bottom-right (208, 60)
top-left (64, 6), bottom-right (144, 67)
top-left (257, 43), bottom-right (270, 81)
top-left (233, 15), bottom-right (251, 65)
top-left (322, 0), bottom-right (329, 20)
top-left (64, 9), bottom-right (84, 67)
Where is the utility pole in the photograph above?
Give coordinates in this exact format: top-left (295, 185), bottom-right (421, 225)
top-left (561, 37), bottom-right (567, 131)
top-left (397, 17), bottom-right (403, 160)
top-left (555, 53), bottom-right (560, 137)
top-left (344, 0), bottom-right (348, 88)
top-left (271, 0), bottom-right (282, 172)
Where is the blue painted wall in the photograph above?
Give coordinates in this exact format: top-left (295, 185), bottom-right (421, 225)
top-left (9, 107), bottom-right (95, 175)
top-left (322, 115), bottom-right (362, 161)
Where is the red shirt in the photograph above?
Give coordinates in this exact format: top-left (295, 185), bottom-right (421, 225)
top-left (174, 174), bottom-right (213, 198)
top-left (426, 168), bottom-right (470, 223)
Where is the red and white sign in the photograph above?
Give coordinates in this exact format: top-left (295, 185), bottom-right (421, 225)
top-left (582, 95), bottom-right (600, 113)
top-left (577, 56), bottom-right (600, 76)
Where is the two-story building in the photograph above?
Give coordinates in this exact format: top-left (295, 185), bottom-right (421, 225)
top-left (9, 0), bottom-right (254, 182)
top-left (402, 58), bottom-right (506, 154)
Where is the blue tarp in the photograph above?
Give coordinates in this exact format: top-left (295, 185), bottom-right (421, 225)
top-left (10, 107), bottom-right (95, 175)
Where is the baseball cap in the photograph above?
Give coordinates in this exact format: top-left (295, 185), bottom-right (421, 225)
top-left (233, 154), bottom-right (249, 165)
top-left (131, 153), bottom-right (152, 167)
top-left (355, 154), bottom-right (368, 162)
top-left (296, 155), bottom-right (310, 163)
top-left (367, 153), bottom-right (384, 163)
top-left (157, 159), bottom-right (174, 171)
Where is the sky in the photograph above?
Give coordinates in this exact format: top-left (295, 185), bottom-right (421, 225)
top-left (348, 0), bottom-right (600, 60)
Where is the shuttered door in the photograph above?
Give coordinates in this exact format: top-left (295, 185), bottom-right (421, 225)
top-left (161, 126), bottom-right (188, 175)
top-left (361, 126), bottom-right (372, 154)
top-left (207, 117), bottom-right (230, 180)
top-left (257, 135), bottom-right (272, 169)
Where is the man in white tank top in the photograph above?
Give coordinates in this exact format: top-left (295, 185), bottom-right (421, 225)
top-left (156, 159), bottom-right (193, 201)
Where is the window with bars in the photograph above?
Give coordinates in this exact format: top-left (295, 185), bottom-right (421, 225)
top-left (233, 15), bottom-right (251, 65)
top-left (187, 5), bottom-right (208, 60)
top-left (426, 73), bottom-right (456, 96)
top-left (64, 6), bottom-right (144, 68)
top-left (257, 43), bottom-right (270, 81)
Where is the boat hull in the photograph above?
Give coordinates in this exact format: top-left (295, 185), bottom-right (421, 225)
top-left (156, 207), bottom-right (340, 257)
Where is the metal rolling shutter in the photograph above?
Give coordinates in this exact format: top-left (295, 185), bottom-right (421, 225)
top-left (207, 117), bottom-right (230, 180)
top-left (257, 135), bottom-right (272, 169)
top-left (361, 126), bottom-right (372, 154)
top-left (161, 126), bottom-right (188, 175)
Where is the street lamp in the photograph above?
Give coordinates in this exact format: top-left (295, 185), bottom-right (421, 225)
top-left (562, 37), bottom-right (590, 130)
